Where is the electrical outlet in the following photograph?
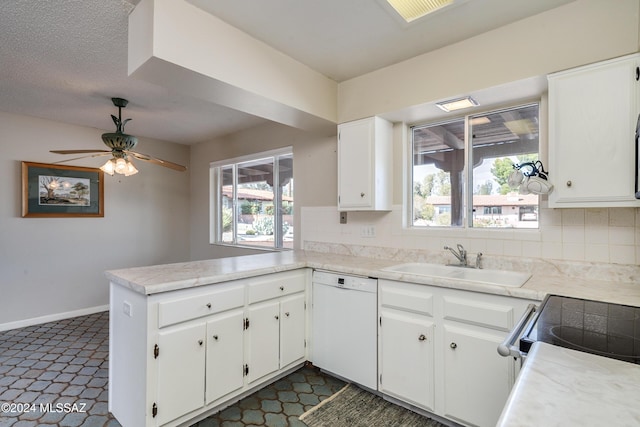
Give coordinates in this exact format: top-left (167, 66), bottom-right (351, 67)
top-left (123, 301), bottom-right (133, 317)
top-left (340, 211), bottom-right (347, 224)
top-left (360, 225), bottom-right (376, 238)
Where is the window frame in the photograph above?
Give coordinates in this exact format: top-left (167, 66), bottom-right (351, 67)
top-left (210, 147), bottom-right (293, 250)
top-left (406, 101), bottom-right (541, 230)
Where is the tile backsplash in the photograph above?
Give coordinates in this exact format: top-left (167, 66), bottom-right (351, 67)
top-left (301, 204), bottom-right (640, 268)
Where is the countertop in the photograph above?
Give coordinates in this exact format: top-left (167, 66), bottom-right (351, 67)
top-left (105, 250), bottom-right (640, 306)
top-left (105, 250), bottom-right (640, 426)
top-left (496, 342), bottom-right (640, 427)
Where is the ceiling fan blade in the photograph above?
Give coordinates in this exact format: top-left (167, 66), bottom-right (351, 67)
top-left (50, 149), bottom-right (111, 154)
top-left (51, 153), bottom-right (113, 164)
top-left (128, 151), bottom-right (187, 172)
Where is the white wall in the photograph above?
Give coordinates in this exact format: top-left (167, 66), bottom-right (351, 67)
top-left (338, 0), bottom-right (640, 122)
top-left (0, 112), bottom-right (190, 327)
top-left (189, 121), bottom-right (336, 261)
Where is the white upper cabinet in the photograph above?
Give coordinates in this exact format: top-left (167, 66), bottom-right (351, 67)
top-left (548, 54), bottom-right (640, 207)
top-left (338, 116), bottom-right (393, 211)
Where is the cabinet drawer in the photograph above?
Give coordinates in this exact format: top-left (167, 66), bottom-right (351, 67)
top-left (380, 281), bottom-right (433, 316)
top-left (442, 296), bottom-right (513, 331)
top-left (158, 284), bottom-right (245, 328)
top-left (248, 270), bottom-right (306, 304)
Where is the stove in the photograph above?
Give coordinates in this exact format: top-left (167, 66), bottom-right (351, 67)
top-left (520, 294), bottom-right (640, 364)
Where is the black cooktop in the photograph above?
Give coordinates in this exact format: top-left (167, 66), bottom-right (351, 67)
top-left (520, 294), bottom-right (640, 364)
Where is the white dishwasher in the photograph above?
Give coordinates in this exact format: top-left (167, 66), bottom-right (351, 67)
top-left (311, 270), bottom-right (377, 390)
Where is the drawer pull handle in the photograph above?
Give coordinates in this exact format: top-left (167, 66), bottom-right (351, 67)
top-left (206, 303), bottom-right (212, 309)
top-left (198, 340), bottom-right (203, 346)
top-left (450, 342), bottom-right (457, 349)
top-left (418, 334), bottom-right (426, 342)
top-left (279, 286), bottom-right (284, 291)
top-left (213, 335), bottom-right (219, 341)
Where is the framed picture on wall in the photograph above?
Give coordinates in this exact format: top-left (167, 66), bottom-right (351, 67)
top-left (21, 161), bottom-right (104, 218)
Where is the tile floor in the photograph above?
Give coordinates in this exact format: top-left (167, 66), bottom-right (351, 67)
top-left (0, 312), bottom-right (345, 427)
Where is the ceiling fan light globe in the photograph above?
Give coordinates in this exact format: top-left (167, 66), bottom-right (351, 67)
top-left (124, 160), bottom-right (139, 176)
top-left (100, 159), bottom-right (116, 175)
top-left (114, 158), bottom-right (128, 174)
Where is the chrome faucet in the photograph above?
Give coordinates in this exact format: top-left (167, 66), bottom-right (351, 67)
top-left (475, 252), bottom-right (483, 269)
top-left (444, 244), bottom-right (467, 266)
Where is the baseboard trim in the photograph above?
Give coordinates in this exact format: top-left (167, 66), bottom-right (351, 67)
top-left (0, 304), bottom-right (110, 332)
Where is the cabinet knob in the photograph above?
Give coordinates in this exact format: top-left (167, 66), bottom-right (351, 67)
top-left (285, 312), bottom-right (290, 317)
top-left (566, 180), bottom-right (572, 187)
top-left (275, 315), bottom-right (279, 320)
top-left (360, 192), bottom-right (365, 198)
top-left (198, 340), bottom-right (203, 346)
top-left (450, 342), bottom-right (457, 349)
top-left (206, 303), bottom-right (212, 309)
top-left (418, 334), bottom-right (426, 341)
top-left (279, 286), bottom-right (284, 291)
top-left (213, 335), bottom-right (218, 341)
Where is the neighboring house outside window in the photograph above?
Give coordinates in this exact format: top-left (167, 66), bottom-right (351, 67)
top-left (211, 147), bottom-right (293, 249)
top-left (411, 103), bottom-right (540, 229)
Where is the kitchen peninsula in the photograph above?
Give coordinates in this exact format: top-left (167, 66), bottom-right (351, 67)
top-left (106, 250), bottom-right (640, 427)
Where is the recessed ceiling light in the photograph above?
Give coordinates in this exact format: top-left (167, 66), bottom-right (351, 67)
top-left (470, 116), bottom-right (491, 126)
top-left (386, 0), bottom-right (454, 23)
top-left (436, 96), bottom-right (479, 112)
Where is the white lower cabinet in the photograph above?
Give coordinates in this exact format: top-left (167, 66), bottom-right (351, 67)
top-left (378, 279), bottom-right (534, 427)
top-left (109, 268), bottom-right (309, 427)
top-left (156, 322), bottom-right (206, 426)
top-left (247, 287), bottom-right (307, 384)
top-left (379, 309), bottom-right (435, 411)
top-left (247, 300), bottom-right (281, 384)
top-left (443, 326), bottom-right (511, 427)
top-left (280, 293), bottom-right (306, 367)
top-left (205, 309), bottom-right (244, 404)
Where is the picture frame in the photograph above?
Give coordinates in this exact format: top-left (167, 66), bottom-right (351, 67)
top-left (21, 161), bottom-right (104, 218)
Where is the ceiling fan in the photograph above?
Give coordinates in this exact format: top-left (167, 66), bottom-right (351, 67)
top-left (51, 98), bottom-right (187, 176)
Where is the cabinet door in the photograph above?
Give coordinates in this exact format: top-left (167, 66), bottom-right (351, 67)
top-left (549, 55), bottom-right (640, 207)
top-left (379, 309), bottom-right (435, 411)
top-left (338, 118), bottom-right (374, 209)
top-left (156, 322), bottom-right (206, 425)
top-left (205, 309), bottom-right (244, 404)
top-left (280, 293), bottom-right (305, 368)
top-left (247, 300), bottom-right (280, 384)
top-left (443, 325), bottom-right (514, 427)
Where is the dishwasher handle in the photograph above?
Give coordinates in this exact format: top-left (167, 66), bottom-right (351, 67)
top-left (498, 303), bottom-right (537, 358)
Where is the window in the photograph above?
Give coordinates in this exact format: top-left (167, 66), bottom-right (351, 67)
top-left (211, 148), bottom-right (293, 249)
top-left (411, 103), bottom-right (539, 229)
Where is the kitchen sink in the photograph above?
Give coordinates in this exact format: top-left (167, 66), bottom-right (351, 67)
top-left (381, 263), bottom-right (531, 288)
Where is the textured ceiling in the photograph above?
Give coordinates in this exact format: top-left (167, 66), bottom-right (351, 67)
top-left (0, 0), bottom-right (574, 146)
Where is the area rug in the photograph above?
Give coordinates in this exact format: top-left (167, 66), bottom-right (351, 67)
top-left (299, 384), bottom-right (446, 427)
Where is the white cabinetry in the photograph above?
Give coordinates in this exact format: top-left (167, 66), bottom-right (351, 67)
top-left (205, 309), bottom-right (244, 404)
top-left (378, 280), bottom-right (534, 427)
top-left (280, 293), bottom-right (306, 367)
top-left (246, 272), bottom-right (307, 384)
top-left (379, 280), bottom-right (435, 411)
top-left (337, 116), bottom-right (392, 211)
top-left (156, 323), bottom-right (206, 426)
top-left (441, 295), bottom-right (521, 427)
top-left (548, 54), bottom-right (640, 207)
top-left (109, 268), bottom-right (309, 427)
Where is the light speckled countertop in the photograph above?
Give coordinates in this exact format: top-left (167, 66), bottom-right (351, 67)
top-left (497, 342), bottom-right (640, 427)
top-left (105, 250), bottom-right (640, 426)
top-left (105, 250), bottom-right (640, 306)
